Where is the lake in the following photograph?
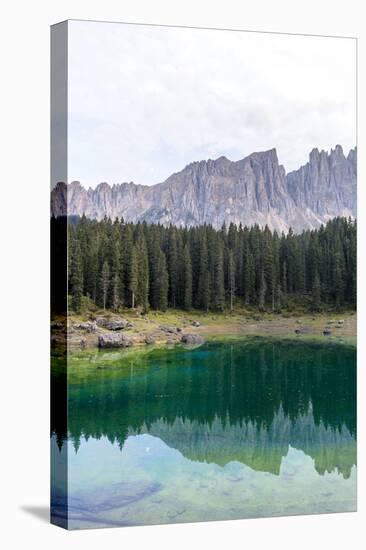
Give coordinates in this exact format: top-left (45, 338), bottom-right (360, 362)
top-left (51, 338), bottom-right (356, 529)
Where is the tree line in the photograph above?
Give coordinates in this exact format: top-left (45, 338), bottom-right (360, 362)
top-left (54, 341), bottom-right (355, 463)
top-left (66, 215), bottom-right (356, 313)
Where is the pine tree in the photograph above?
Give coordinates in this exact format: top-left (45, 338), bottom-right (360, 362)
top-left (85, 246), bottom-right (98, 303)
top-left (213, 238), bottom-right (225, 311)
top-left (333, 252), bottom-right (344, 310)
top-left (109, 236), bottom-right (121, 310)
top-left (258, 269), bottom-right (267, 312)
top-left (100, 261), bottom-right (110, 311)
top-left (121, 224), bottom-right (133, 305)
top-left (129, 246), bottom-right (138, 309)
top-left (197, 234), bottom-right (210, 311)
top-left (156, 250), bottom-right (169, 311)
top-left (243, 245), bottom-right (255, 305)
top-left (66, 216), bottom-right (356, 315)
top-left (70, 240), bottom-right (83, 312)
top-left (167, 228), bottom-right (179, 308)
top-left (312, 269), bottom-right (321, 312)
top-left (136, 235), bottom-right (149, 312)
top-left (182, 244), bottom-right (192, 310)
top-left (263, 227), bottom-right (274, 310)
top-left (148, 229), bottom-right (169, 311)
top-left (111, 272), bottom-right (120, 311)
top-left (228, 249), bottom-right (235, 312)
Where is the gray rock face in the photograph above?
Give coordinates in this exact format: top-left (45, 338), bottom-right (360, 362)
top-left (286, 145), bottom-right (357, 228)
top-left (51, 145), bottom-right (356, 233)
top-left (98, 333), bottom-right (133, 348)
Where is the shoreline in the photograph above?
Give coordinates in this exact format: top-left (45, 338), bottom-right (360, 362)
top-left (51, 310), bottom-right (357, 352)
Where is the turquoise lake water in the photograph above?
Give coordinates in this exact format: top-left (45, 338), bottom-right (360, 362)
top-left (51, 338), bottom-right (356, 529)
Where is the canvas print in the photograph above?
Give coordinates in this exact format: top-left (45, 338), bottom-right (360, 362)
top-left (50, 20), bottom-right (357, 529)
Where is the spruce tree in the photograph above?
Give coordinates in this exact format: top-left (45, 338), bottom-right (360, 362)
top-left (136, 236), bottom-right (149, 313)
top-left (258, 269), bottom-right (267, 312)
top-left (66, 215), bottom-right (356, 315)
top-left (228, 249), bottom-right (235, 312)
top-left (168, 228), bottom-right (179, 308)
top-left (100, 261), bottom-right (110, 311)
top-left (333, 252), bottom-right (344, 310)
top-left (121, 224), bottom-right (133, 305)
top-left (129, 246), bottom-right (138, 309)
top-left (182, 244), bottom-right (193, 310)
top-left (312, 269), bottom-right (321, 312)
top-left (70, 240), bottom-right (83, 313)
top-left (243, 245), bottom-right (255, 305)
top-left (111, 272), bottom-right (120, 311)
top-left (197, 234), bottom-right (210, 311)
top-left (156, 250), bottom-right (169, 311)
top-left (213, 238), bottom-right (225, 311)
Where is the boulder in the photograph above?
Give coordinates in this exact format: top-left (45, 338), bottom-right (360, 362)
top-left (160, 325), bottom-right (178, 334)
top-left (294, 326), bottom-right (311, 335)
top-left (181, 333), bottom-right (205, 345)
top-left (77, 321), bottom-right (97, 333)
top-left (98, 333), bottom-right (133, 348)
top-left (323, 328), bottom-right (332, 336)
top-left (95, 317), bottom-right (128, 330)
top-left (191, 320), bottom-right (201, 327)
top-left (145, 335), bottom-right (156, 345)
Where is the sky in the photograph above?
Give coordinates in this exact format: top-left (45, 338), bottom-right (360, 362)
top-left (68, 20), bottom-right (356, 188)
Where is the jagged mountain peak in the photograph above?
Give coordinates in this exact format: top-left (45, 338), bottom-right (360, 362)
top-left (51, 145), bottom-right (356, 233)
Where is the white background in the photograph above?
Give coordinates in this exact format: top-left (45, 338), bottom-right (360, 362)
top-left (0, 1), bottom-right (364, 549)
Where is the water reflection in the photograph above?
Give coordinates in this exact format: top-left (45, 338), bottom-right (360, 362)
top-left (51, 339), bottom-right (356, 527)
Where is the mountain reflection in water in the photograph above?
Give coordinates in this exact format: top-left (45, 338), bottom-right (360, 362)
top-left (52, 339), bottom-right (356, 478)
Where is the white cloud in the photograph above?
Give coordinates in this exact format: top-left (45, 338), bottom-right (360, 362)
top-left (68, 21), bottom-right (356, 187)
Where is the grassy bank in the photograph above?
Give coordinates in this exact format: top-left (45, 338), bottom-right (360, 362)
top-left (52, 307), bottom-right (357, 350)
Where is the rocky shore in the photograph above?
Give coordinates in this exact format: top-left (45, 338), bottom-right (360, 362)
top-left (51, 310), bottom-right (356, 351)
top-left (51, 312), bottom-right (206, 350)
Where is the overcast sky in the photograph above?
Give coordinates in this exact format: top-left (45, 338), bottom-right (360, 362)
top-left (68, 21), bottom-right (356, 188)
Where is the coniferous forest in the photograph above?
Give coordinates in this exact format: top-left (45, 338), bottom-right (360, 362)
top-left (63, 216), bottom-right (356, 314)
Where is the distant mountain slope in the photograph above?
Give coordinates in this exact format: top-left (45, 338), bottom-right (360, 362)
top-left (51, 145), bottom-right (356, 233)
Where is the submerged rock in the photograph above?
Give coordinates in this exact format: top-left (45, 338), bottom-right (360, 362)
top-left (98, 333), bottom-right (133, 348)
top-left (323, 328), bottom-right (332, 336)
top-left (68, 480), bottom-right (162, 515)
top-left (181, 333), bottom-right (205, 345)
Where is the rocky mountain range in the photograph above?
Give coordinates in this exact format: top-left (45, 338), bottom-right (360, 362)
top-left (51, 145), bottom-right (356, 233)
